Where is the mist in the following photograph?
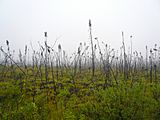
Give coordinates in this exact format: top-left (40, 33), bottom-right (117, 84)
top-left (0, 0), bottom-right (160, 55)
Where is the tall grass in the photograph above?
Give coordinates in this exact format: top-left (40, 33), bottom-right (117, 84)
top-left (0, 21), bottom-right (160, 119)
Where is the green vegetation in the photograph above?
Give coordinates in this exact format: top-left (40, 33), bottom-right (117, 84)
top-left (1, 72), bottom-right (160, 120)
top-left (1, 21), bottom-right (160, 119)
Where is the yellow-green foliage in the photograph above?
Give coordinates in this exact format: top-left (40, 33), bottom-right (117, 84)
top-left (1, 72), bottom-right (160, 120)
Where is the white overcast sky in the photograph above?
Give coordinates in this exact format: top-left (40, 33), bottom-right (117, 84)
top-left (0, 0), bottom-right (160, 55)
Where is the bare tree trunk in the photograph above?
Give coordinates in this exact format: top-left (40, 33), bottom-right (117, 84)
top-left (89, 19), bottom-right (95, 78)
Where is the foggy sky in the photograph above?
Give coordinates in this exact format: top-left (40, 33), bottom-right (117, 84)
top-left (0, 0), bottom-right (160, 55)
